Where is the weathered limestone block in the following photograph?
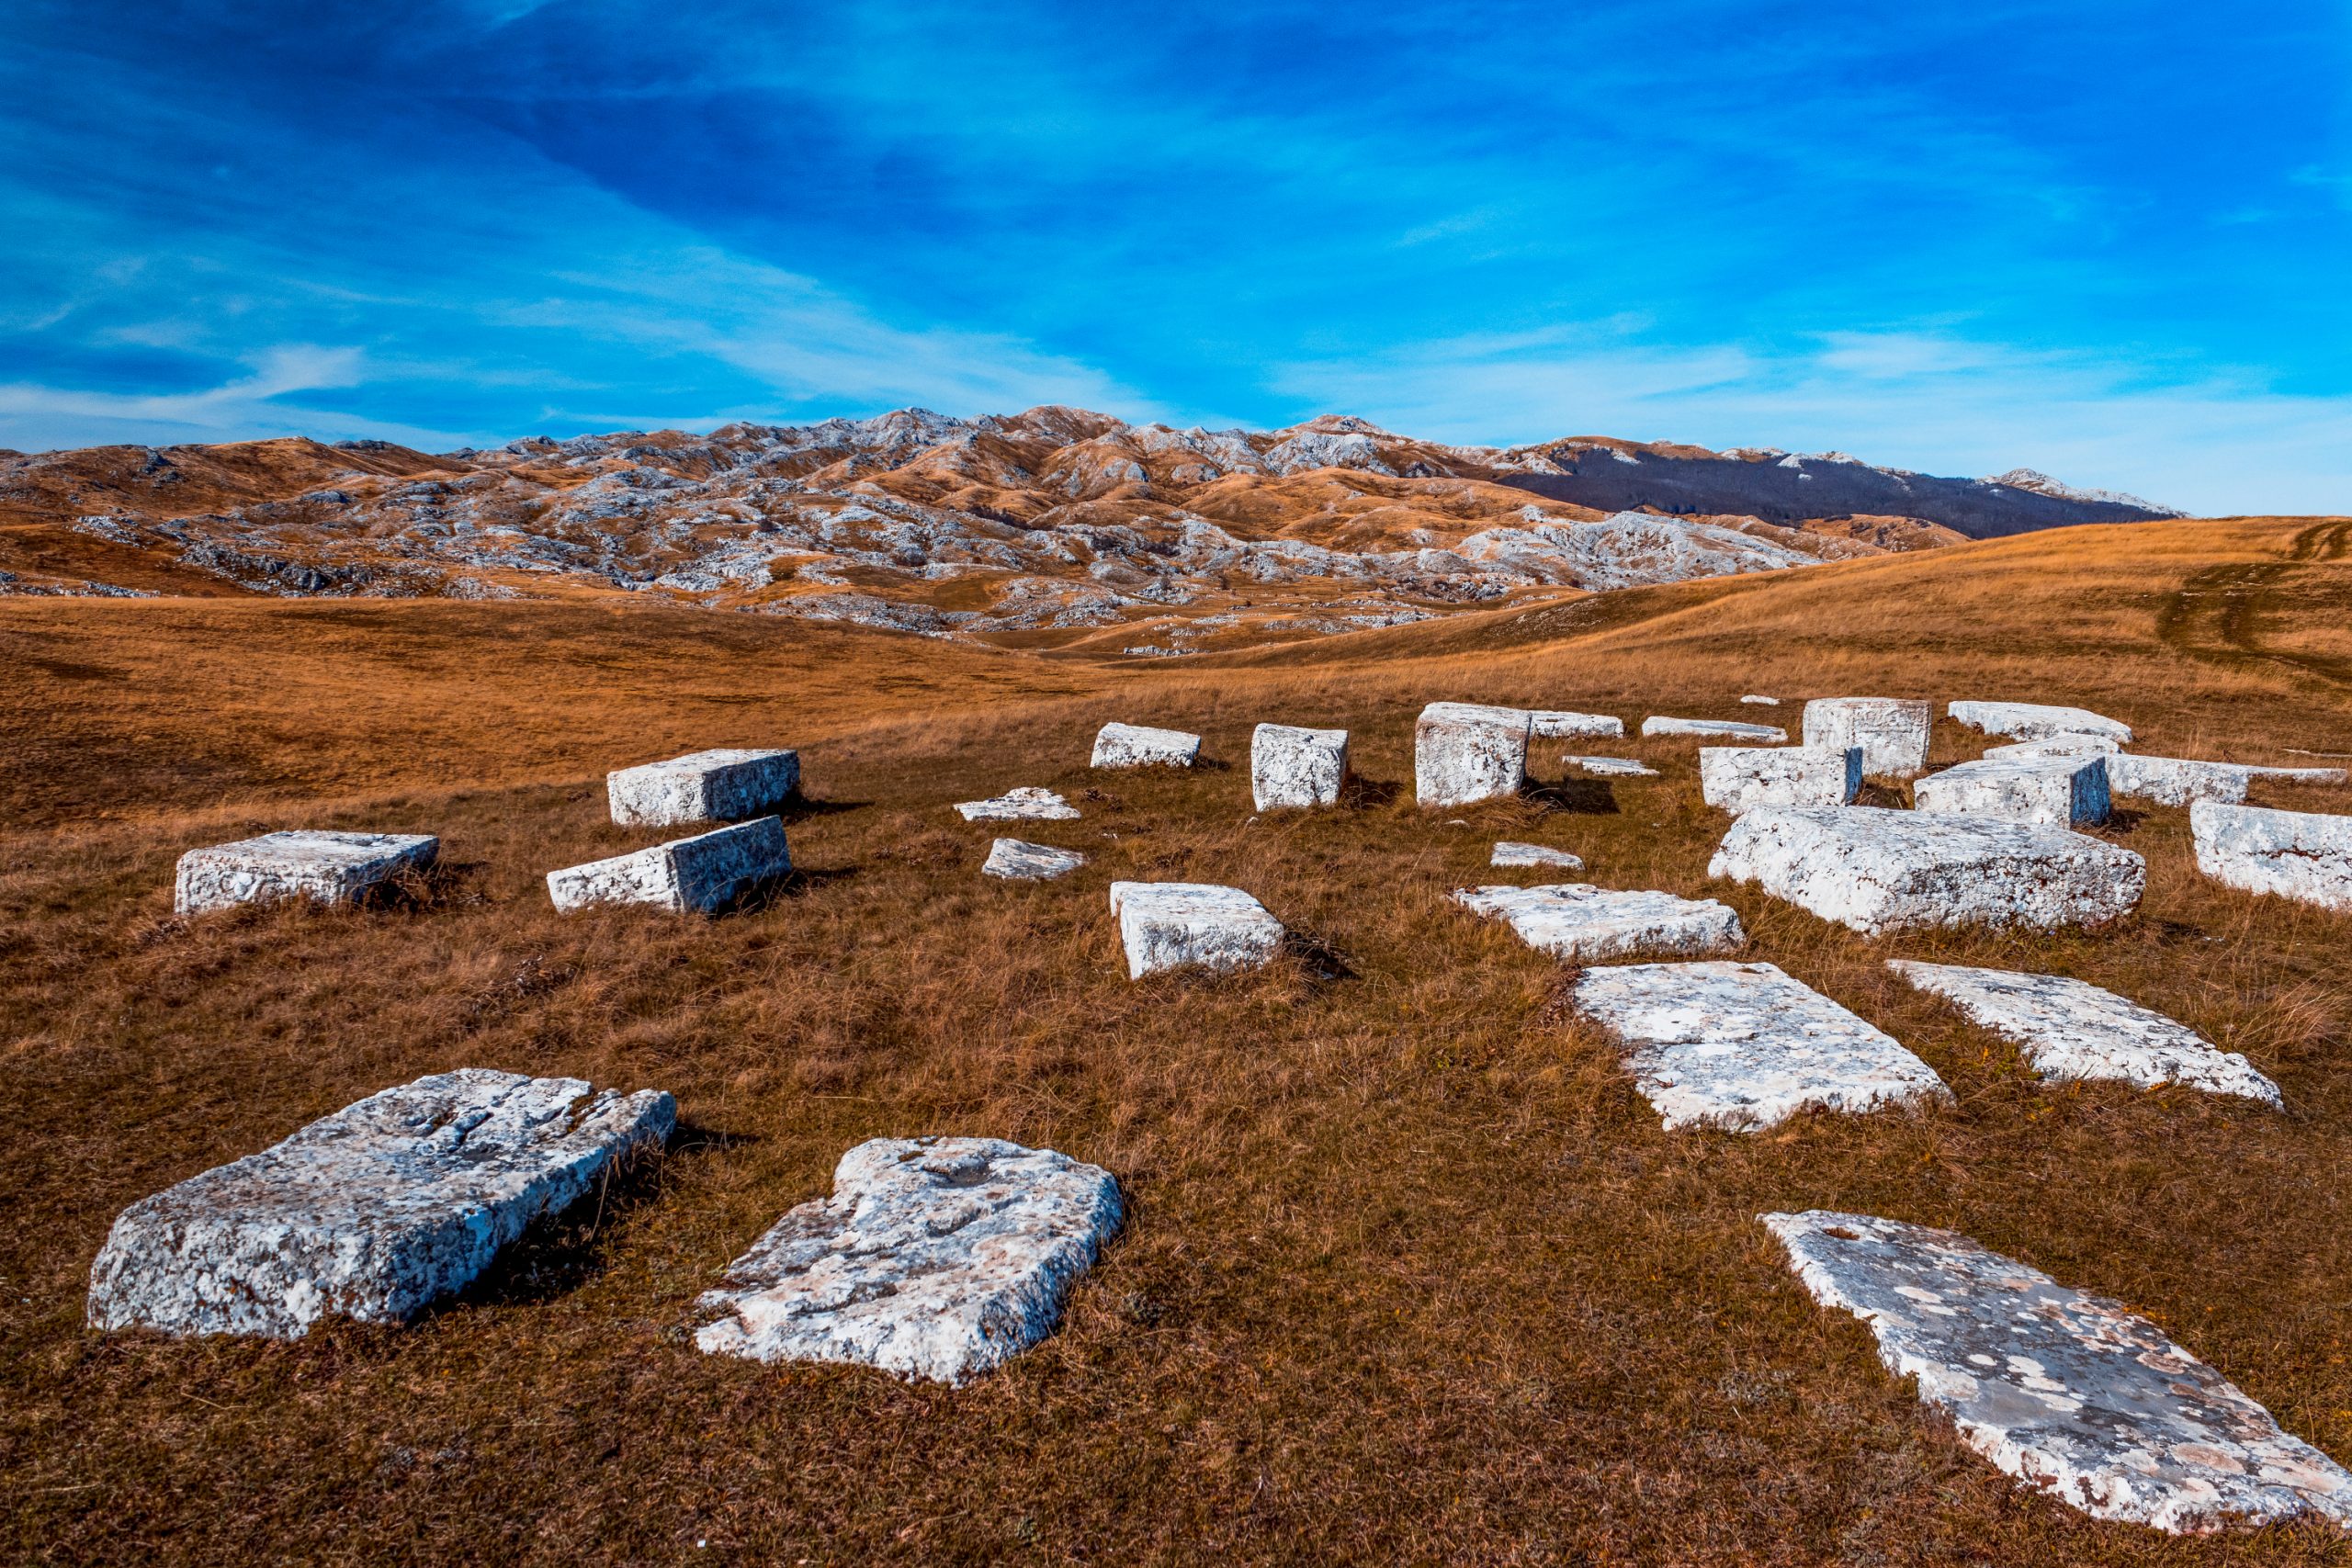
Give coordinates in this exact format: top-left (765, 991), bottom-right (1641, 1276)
top-left (1109, 882), bottom-right (1286, 978)
top-left (606, 748), bottom-right (799, 829)
top-left (1091, 722), bottom-right (1201, 769)
top-left (1571, 961), bottom-right (1948, 1132)
top-left (1454, 884), bottom-right (1742, 962)
top-left (695, 1136), bottom-right (1121, 1384)
top-left (1415, 702), bottom-right (1532, 807)
top-left (546, 818), bottom-right (790, 913)
top-left (1986, 733), bottom-right (2121, 759)
top-left (1491, 841), bottom-right (1585, 870)
top-left (2246, 762), bottom-right (2349, 785)
top-left (1527, 710), bottom-right (1625, 739)
top-left (983, 839), bottom-right (1088, 881)
top-left (87, 1069), bottom-right (675, 1337)
top-left (1708, 806), bottom-right (2144, 934)
top-left (1564, 755), bottom-right (1659, 778)
top-left (1762, 1210), bottom-right (2352, 1532)
top-left (1914, 753), bottom-right (2111, 828)
top-left (1642, 716), bottom-right (1788, 741)
top-left (2191, 802), bottom-right (2352, 911)
top-left (955, 786), bottom-right (1080, 822)
top-left (174, 830), bottom-right (438, 917)
top-left (2100, 754), bottom-right (2251, 807)
top-left (1802, 697), bottom-right (1932, 777)
top-left (1949, 700), bottom-right (2132, 743)
top-left (1699, 745), bottom-right (1861, 814)
top-left (1250, 723), bottom-right (1350, 809)
top-left (1888, 961), bottom-right (2280, 1104)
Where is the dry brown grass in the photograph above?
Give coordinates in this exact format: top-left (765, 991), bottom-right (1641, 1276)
top-left (5, 518), bottom-right (2352, 1564)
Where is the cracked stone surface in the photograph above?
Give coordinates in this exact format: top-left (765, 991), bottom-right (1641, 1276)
top-left (1950, 701), bottom-right (2132, 743)
top-left (955, 786), bottom-right (1080, 822)
top-left (1091, 721), bottom-right (1201, 768)
top-left (1570, 961), bottom-right (1949, 1132)
top-left (1709, 806), bottom-right (2144, 934)
top-left (983, 839), bottom-right (1088, 881)
top-left (1491, 841), bottom-right (1585, 870)
top-left (1415, 702), bottom-right (1531, 807)
top-left (1762, 1210), bottom-right (2352, 1533)
top-left (1915, 753), bottom-right (2111, 828)
top-left (1455, 884), bottom-right (1742, 962)
top-left (1564, 755), bottom-right (1659, 778)
top-left (1642, 716), bottom-right (1788, 741)
top-left (1250, 723), bottom-right (1350, 809)
top-left (174, 829), bottom-right (439, 917)
top-left (1803, 697), bottom-right (1932, 777)
top-left (2192, 802), bottom-right (2352, 911)
top-left (1888, 961), bottom-right (2281, 1104)
top-left (1699, 745), bottom-right (1861, 814)
top-left (1109, 881), bottom-right (1286, 978)
top-left (606, 748), bottom-right (800, 828)
top-left (1527, 710), bottom-right (1624, 739)
top-left (87, 1069), bottom-right (675, 1337)
top-left (695, 1136), bottom-right (1122, 1385)
top-left (546, 817), bottom-right (791, 913)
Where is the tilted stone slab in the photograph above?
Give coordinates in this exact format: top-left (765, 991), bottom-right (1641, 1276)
top-left (547, 817), bottom-right (790, 914)
top-left (983, 839), bottom-right (1088, 881)
top-left (1109, 881), bottom-right (1286, 978)
top-left (1251, 723), bottom-right (1350, 809)
top-left (606, 747), bottom-right (800, 829)
top-left (2192, 802), bottom-right (2352, 911)
top-left (955, 786), bottom-right (1080, 822)
top-left (1091, 722), bottom-right (1201, 769)
top-left (695, 1136), bottom-right (1121, 1384)
top-left (1700, 745), bottom-right (1861, 814)
top-left (1642, 715), bottom-right (1787, 741)
top-left (1708, 807), bottom-right (2144, 934)
top-left (1527, 710), bottom-right (1625, 739)
top-left (1915, 753), bottom-right (2111, 828)
top-left (1888, 960), bottom-right (2280, 1105)
top-left (1564, 754), bottom-right (1659, 778)
top-left (1803, 697), bottom-right (1932, 777)
top-left (1455, 884), bottom-right (1742, 963)
top-left (174, 829), bottom-right (438, 917)
top-left (1762, 1210), bottom-right (2352, 1532)
top-left (1491, 841), bottom-right (1585, 870)
top-left (1415, 702), bottom-right (1531, 807)
top-left (1950, 700), bottom-right (2132, 743)
top-left (87, 1068), bottom-right (675, 1337)
top-left (1571, 961), bottom-right (1948, 1132)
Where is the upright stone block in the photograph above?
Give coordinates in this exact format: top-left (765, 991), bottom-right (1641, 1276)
top-left (2191, 802), bottom-right (2352, 911)
top-left (546, 818), bottom-right (790, 914)
top-left (173, 830), bottom-right (438, 917)
top-left (1454, 884), bottom-right (1743, 962)
top-left (983, 839), bottom-right (1087, 881)
top-left (1914, 753), bottom-right (2111, 828)
top-left (1415, 702), bottom-right (1531, 807)
top-left (1250, 723), bottom-right (1350, 809)
top-left (1949, 700), bottom-right (2132, 743)
top-left (606, 748), bottom-right (799, 829)
top-left (1642, 716), bottom-right (1787, 741)
top-left (1802, 697), bottom-right (1932, 777)
top-left (1527, 710), bottom-right (1624, 739)
top-left (1110, 882), bottom-right (1286, 978)
top-left (1091, 722), bottom-right (1201, 769)
top-left (1699, 745), bottom-right (1861, 814)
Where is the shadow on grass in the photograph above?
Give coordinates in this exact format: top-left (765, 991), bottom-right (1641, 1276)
top-left (453, 1130), bottom-right (732, 1312)
top-left (1283, 930), bottom-right (1359, 982)
top-left (1340, 774), bottom-right (1401, 809)
top-left (777, 795), bottom-right (871, 822)
top-left (731, 866), bottom-right (859, 914)
top-left (1521, 779), bottom-right (1622, 815)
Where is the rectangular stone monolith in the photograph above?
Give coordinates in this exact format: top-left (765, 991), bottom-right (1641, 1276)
top-left (1251, 723), bottom-right (1350, 809)
top-left (606, 748), bottom-right (799, 829)
top-left (546, 818), bottom-right (790, 914)
top-left (1914, 753), bottom-right (2110, 828)
top-left (1699, 745), bottom-right (1861, 814)
top-left (1091, 722), bottom-right (1201, 769)
top-left (1415, 702), bottom-right (1531, 807)
top-left (1109, 882), bottom-right (1286, 978)
top-left (174, 830), bottom-right (439, 917)
top-left (1802, 697), bottom-right (1931, 777)
top-left (1454, 884), bottom-right (1743, 962)
top-left (2191, 801), bottom-right (2352, 911)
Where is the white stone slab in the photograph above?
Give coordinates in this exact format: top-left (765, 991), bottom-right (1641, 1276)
top-left (1699, 745), bottom-right (1861, 814)
top-left (983, 839), bottom-right (1088, 881)
top-left (2098, 754), bottom-right (2251, 807)
top-left (1570, 961), bottom-right (1948, 1132)
top-left (1527, 709), bottom-right (1625, 739)
top-left (1415, 701), bottom-right (1531, 807)
top-left (1454, 884), bottom-right (1742, 962)
top-left (1740, 694), bottom-right (1781, 705)
top-left (1091, 722), bottom-right (1201, 769)
top-left (1986, 734), bottom-right (2123, 759)
top-left (1109, 881), bottom-right (1286, 978)
top-left (1642, 716), bottom-right (1788, 741)
top-left (955, 786), bottom-right (1080, 822)
top-left (1915, 752), bottom-right (2111, 828)
top-left (1762, 1210), bottom-right (2352, 1532)
top-left (86, 1068), bottom-right (675, 1337)
top-left (2192, 802), bottom-right (2352, 911)
top-left (1708, 806), bottom-right (2144, 934)
top-left (546, 817), bottom-right (791, 914)
top-left (1491, 841), bottom-right (1585, 870)
top-left (695, 1136), bottom-right (1121, 1385)
top-left (1564, 754), bottom-right (1659, 778)
top-left (174, 830), bottom-right (439, 917)
top-left (1251, 723), bottom-right (1350, 809)
top-left (2246, 762), bottom-right (2349, 786)
top-left (1803, 697), bottom-right (1932, 777)
top-left (606, 748), bottom-right (800, 829)
top-left (1950, 700), bottom-right (2132, 743)
top-left (1887, 961), bottom-right (2280, 1104)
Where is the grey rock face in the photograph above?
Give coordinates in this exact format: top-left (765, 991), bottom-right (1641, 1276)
top-left (1091, 722), bottom-right (1201, 769)
top-left (1888, 961), bottom-right (2280, 1104)
top-left (546, 817), bottom-right (791, 913)
top-left (1564, 754), bottom-right (1660, 778)
top-left (1642, 716), bottom-right (1788, 741)
top-left (1415, 702), bottom-right (1532, 807)
top-left (1699, 745), bottom-right (1861, 814)
top-left (1110, 881), bottom-right (1286, 978)
top-left (606, 748), bottom-right (800, 828)
top-left (1709, 806), bottom-right (2144, 934)
top-left (955, 786), bottom-right (1080, 822)
top-left (87, 1069), bottom-right (675, 1337)
top-left (1762, 1210), bottom-right (2352, 1532)
top-left (173, 830), bottom-right (438, 917)
top-left (2192, 802), bottom-right (2352, 911)
top-left (1950, 700), bottom-right (2132, 743)
top-left (695, 1136), bottom-right (1122, 1384)
top-left (1915, 753), bottom-right (2111, 828)
top-left (1802, 697), bottom-right (1932, 777)
top-left (1250, 723), bottom-right (1350, 809)
top-left (1454, 883), bottom-right (1743, 962)
top-left (1571, 961), bottom-right (1949, 1132)
top-left (983, 839), bottom-right (1088, 881)
top-left (1527, 710), bottom-right (1625, 739)
top-left (1491, 841), bottom-right (1585, 870)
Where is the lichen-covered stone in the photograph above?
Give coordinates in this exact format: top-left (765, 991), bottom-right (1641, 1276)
top-left (606, 748), bottom-right (799, 828)
top-left (546, 817), bottom-right (790, 913)
top-left (1491, 841), bottom-right (1585, 870)
top-left (1915, 753), bottom-right (2111, 828)
top-left (1564, 755), bottom-right (1660, 778)
top-left (1571, 961), bottom-right (1949, 1131)
top-left (1642, 716), bottom-right (1788, 741)
top-left (1415, 702), bottom-right (1531, 807)
top-left (1251, 723), bottom-right (1350, 809)
top-left (955, 786), bottom-right (1080, 822)
top-left (1950, 700), bottom-right (2132, 743)
top-left (87, 1069), bottom-right (675, 1337)
top-left (1708, 806), bottom-right (2144, 934)
top-left (173, 830), bottom-right (438, 917)
top-left (1109, 882), bottom-right (1286, 978)
top-left (695, 1137), bottom-right (1121, 1384)
top-left (2191, 802), bottom-right (2352, 911)
top-left (1454, 884), bottom-right (1742, 962)
top-left (983, 839), bottom-right (1088, 880)
top-left (1888, 960), bottom-right (2280, 1104)
top-left (1091, 722), bottom-right (1201, 769)
top-left (1762, 1210), bottom-right (2352, 1532)
top-left (1527, 710), bottom-right (1624, 739)
top-left (1699, 745), bottom-right (1861, 814)
top-left (1802, 697), bottom-right (1932, 777)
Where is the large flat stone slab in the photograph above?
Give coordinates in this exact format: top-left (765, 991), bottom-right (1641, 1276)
top-left (1491, 841), bottom-right (1585, 870)
top-left (955, 786), bottom-right (1080, 822)
top-left (174, 830), bottom-right (438, 917)
top-left (1564, 754), bottom-right (1659, 778)
top-left (2192, 802), bottom-right (2352, 911)
top-left (695, 1136), bottom-right (1121, 1385)
top-left (1915, 753), bottom-right (2111, 828)
top-left (606, 748), bottom-right (800, 829)
top-left (1251, 723), bottom-right (1350, 809)
top-left (547, 818), bottom-right (791, 913)
top-left (2100, 756), bottom-right (2346, 808)
top-left (1708, 806), bottom-right (2144, 934)
top-left (1700, 745), bottom-right (1860, 814)
top-left (1570, 961), bottom-right (1949, 1131)
top-left (1642, 715), bottom-right (1788, 741)
top-left (1950, 700), bottom-right (2132, 743)
top-left (984, 839), bottom-right (1088, 881)
top-left (1762, 1210), bottom-right (2352, 1532)
top-left (1091, 722), bottom-right (1201, 769)
top-left (1803, 697), bottom-right (1932, 777)
top-left (1454, 884), bottom-right (1743, 962)
top-left (1527, 710), bottom-right (1624, 739)
top-left (87, 1068), bottom-right (675, 1337)
top-left (1415, 702), bottom-right (1531, 807)
top-left (1888, 960), bottom-right (2280, 1104)
top-left (1109, 881), bottom-right (1286, 978)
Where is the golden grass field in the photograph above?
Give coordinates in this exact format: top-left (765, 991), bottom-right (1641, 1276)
top-left (4, 516), bottom-right (2351, 1564)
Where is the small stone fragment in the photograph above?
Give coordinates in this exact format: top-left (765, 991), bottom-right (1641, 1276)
top-left (1802, 697), bottom-right (1932, 777)
top-left (1949, 700), bottom-right (2132, 743)
top-left (1491, 841), bottom-right (1585, 870)
top-left (1091, 722), bottom-right (1201, 769)
top-left (1415, 702), bottom-right (1532, 807)
top-left (606, 748), bottom-right (800, 829)
top-left (984, 839), bottom-right (1088, 881)
top-left (1914, 753), bottom-right (2111, 828)
top-left (1250, 723), bottom-right (1351, 809)
top-left (1699, 745), bottom-right (1861, 814)
top-left (1740, 694), bottom-right (1781, 705)
top-left (1527, 710), bottom-right (1625, 738)
top-left (546, 818), bottom-right (791, 914)
top-left (1642, 715), bottom-right (1788, 741)
top-left (2192, 801), bottom-right (2352, 911)
top-left (1564, 754), bottom-right (1660, 778)
top-left (173, 829), bottom-right (439, 918)
top-left (1454, 884), bottom-right (1742, 962)
top-left (955, 786), bottom-right (1080, 822)
top-left (1109, 882), bottom-right (1286, 978)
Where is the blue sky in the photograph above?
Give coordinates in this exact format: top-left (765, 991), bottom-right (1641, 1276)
top-left (4, 1), bottom-right (2348, 513)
